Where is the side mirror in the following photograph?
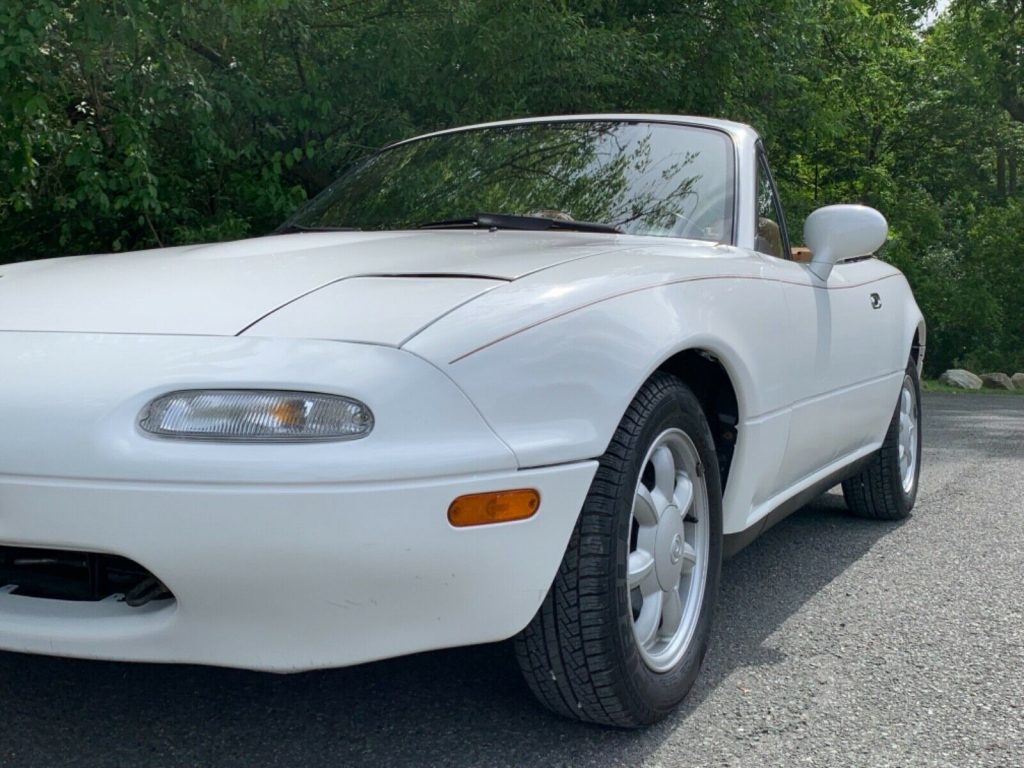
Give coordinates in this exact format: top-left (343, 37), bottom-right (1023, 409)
top-left (803, 204), bottom-right (888, 281)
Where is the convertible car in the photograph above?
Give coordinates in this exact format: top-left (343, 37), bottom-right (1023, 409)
top-left (0, 115), bottom-right (924, 727)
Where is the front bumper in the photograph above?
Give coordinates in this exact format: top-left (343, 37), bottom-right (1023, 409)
top-left (0, 332), bottom-right (596, 670)
top-left (0, 462), bottom-right (595, 671)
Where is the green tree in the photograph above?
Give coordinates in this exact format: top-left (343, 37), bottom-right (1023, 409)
top-left (1, 0), bottom-right (1021, 375)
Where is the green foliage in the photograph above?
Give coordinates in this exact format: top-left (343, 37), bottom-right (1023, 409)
top-left (0, 0), bottom-right (1022, 373)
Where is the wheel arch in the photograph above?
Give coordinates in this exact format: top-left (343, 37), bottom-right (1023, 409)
top-left (653, 346), bottom-right (744, 498)
top-left (910, 320), bottom-right (926, 375)
top-left (898, 274), bottom-right (926, 375)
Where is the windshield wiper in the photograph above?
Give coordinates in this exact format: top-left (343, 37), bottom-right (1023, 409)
top-left (274, 224), bottom-right (361, 235)
top-left (417, 212), bottom-right (621, 234)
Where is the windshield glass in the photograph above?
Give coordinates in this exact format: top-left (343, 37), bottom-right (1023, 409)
top-left (281, 121), bottom-right (735, 242)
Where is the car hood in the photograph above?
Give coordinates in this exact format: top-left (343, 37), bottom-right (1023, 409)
top-left (0, 230), bottom-right (622, 337)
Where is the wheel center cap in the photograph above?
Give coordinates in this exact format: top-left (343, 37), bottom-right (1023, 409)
top-left (669, 534), bottom-right (683, 564)
top-left (654, 505), bottom-right (685, 590)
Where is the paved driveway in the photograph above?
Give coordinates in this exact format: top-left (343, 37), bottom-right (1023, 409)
top-left (2, 393), bottom-right (1022, 767)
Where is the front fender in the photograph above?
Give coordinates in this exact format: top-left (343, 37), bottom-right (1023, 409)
top-left (408, 277), bottom-right (794, 469)
top-left (405, 273), bottom-right (806, 538)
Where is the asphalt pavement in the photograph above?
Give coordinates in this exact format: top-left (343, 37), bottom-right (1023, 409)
top-left (1, 393), bottom-right (1022, 767)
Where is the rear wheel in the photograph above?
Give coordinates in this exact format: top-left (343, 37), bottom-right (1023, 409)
top-left (842, 360), bottom-right (922, 520)
top-left (514, 373), bottom-right (723, 727)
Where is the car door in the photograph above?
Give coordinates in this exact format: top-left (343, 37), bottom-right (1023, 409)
top-left (753, 147), bottom-right (898, 490)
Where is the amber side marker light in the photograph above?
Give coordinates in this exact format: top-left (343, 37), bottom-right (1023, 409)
top-left (448, 489), bottom-right (541, 527)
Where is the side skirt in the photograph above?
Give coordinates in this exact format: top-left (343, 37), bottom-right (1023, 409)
top-left (722, 453), bottom-right (874, 559)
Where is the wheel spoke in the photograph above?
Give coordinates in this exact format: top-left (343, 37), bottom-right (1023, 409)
top-left (628, 549), bottom-right (656, 591)
top-left (634, 486), bottom-right (660, 527)
top-left (651, 445), bottom-right (677, 503)
top-left (674, 473), bottom-right (694, 517)
top-left (634, 591), bottom-right (663, 647)
top-left (660, 589), bottom-right (683, 636)
top-left (679, 540), bottom-right (698, 574)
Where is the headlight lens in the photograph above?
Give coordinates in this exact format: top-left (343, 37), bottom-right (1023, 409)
top-left (139, 390), bottom-right (373, 442)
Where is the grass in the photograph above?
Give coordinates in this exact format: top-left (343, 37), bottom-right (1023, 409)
top-left (922, 379), bottom-right (1024, 395)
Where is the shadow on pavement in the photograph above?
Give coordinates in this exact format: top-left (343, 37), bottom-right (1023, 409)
top-left (0, 492), bottom-right (902, 768)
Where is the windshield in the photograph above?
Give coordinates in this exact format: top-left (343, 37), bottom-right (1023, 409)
top-left (281, 120), bottom-right (735, 242)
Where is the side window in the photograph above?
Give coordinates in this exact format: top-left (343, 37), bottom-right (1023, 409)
top-left (755, 150), bottom-right (790, 259)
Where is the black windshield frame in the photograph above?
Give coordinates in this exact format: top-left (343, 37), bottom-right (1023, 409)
top-left (278, 118), bottom-right (738, 245)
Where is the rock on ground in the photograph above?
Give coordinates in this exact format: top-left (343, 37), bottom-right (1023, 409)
top-left (1012, 372), bottom-right (1024, 389)
top-left (939, 369), bottom-right (982, 389)
top-left (980, 372), bottom-right (1014, 390)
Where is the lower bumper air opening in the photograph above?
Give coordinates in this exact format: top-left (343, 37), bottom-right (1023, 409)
top-left (0, 545), bottom-right (174, 606)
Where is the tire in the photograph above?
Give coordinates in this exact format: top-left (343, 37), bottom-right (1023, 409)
top-left (514, 372), bottom-right (723, 727)
top-left (842, 360), bottom-right (922, 520)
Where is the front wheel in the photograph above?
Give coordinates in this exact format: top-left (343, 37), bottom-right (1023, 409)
top-left (842, 360), bottom-right (922, 520)
top-left (514, 373), bottom-right (723, 727)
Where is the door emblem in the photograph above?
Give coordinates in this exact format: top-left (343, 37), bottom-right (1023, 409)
top-left (870, 292), bottom-right (882, 309)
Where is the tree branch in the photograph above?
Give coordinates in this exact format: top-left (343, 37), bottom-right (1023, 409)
top-left (175, 33), bottom-right (226, 67)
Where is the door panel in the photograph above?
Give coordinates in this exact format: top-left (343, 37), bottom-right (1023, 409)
top-left (769, 257), bottom-right (904, 488)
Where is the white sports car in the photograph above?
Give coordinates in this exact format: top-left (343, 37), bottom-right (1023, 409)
top-left (0, 115), bottom-right (924, 726)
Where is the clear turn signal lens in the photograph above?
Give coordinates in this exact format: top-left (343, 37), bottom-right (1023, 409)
top-left (139, 390), bottom-right (373, 442)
